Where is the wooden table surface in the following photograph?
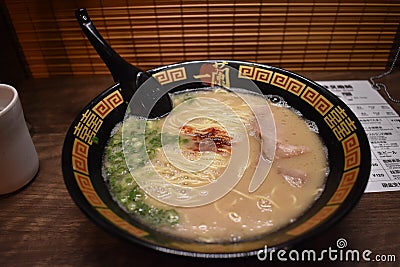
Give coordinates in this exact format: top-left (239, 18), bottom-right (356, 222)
top-left (1, 71), bottom-right (399, 266)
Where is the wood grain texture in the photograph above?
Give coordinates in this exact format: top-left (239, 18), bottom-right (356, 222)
top-left (0, 71), bottom-right (399, 267)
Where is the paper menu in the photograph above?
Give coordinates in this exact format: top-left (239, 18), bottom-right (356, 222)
top-left (316, 80), bottom-right (400, 193)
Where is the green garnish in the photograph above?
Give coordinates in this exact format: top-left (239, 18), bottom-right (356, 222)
top-left (104, 118), bottom-right (180, 227)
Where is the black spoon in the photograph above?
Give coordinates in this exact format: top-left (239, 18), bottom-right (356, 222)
top-left (75, 8), bottom-right (173, 118)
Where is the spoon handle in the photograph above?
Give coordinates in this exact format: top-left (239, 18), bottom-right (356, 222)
top-left (75, 8), bottom-right (141, 85)
top-left (75, 8), bottom-right (173, 118)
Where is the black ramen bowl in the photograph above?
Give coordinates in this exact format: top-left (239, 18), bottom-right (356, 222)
top-left (62, 59), bottom-right (370, 258)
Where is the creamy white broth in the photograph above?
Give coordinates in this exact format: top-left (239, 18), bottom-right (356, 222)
top-left (103, 88), bottom-right (328, 243)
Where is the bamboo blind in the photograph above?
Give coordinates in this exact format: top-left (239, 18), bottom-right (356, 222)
top-left (4, 0), bottom-right (400, 78)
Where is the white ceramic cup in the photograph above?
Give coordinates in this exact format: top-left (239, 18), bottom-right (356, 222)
top-left (0, 84), bottom-right (39, 194)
